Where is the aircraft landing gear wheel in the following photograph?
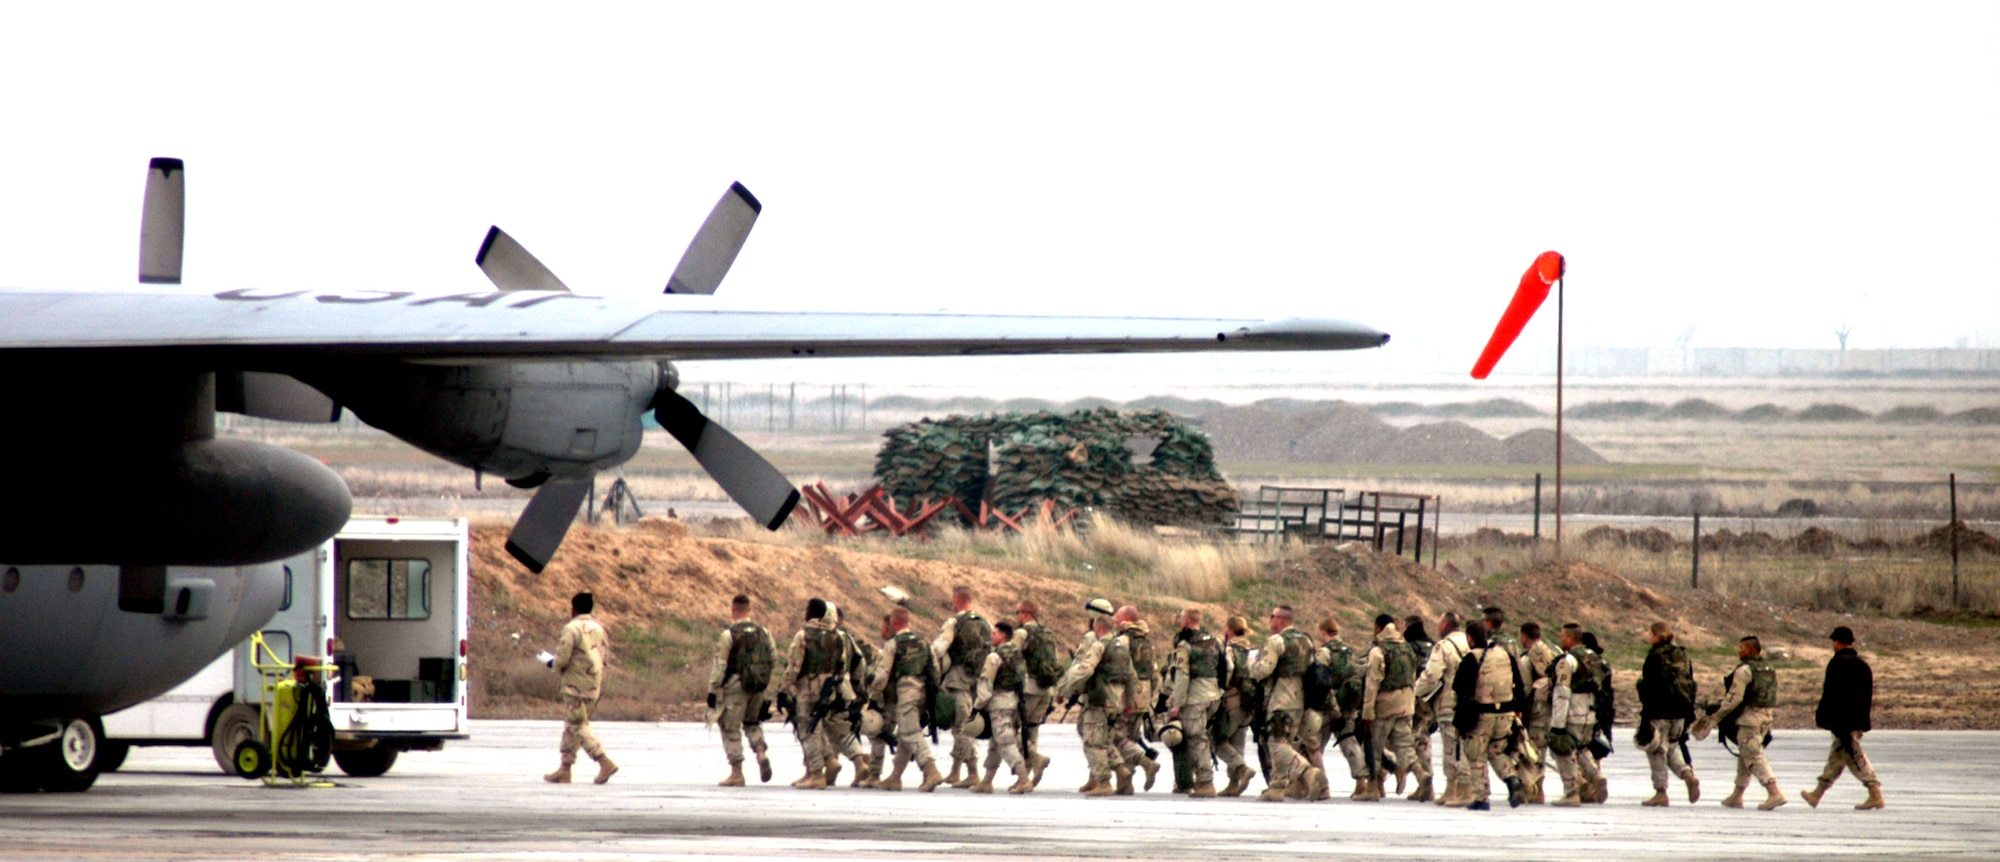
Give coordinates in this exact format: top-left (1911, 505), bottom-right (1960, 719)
top-left (32, 717), bottom-right (104, 793)
top-left (233, 739), bottom-right (271, 780)
top-left (210, 704), bottom-right (260, 775)
top-left (96, 741), bottom-right (131, 773)
top-left (332, 747), bottom-right (398, 777)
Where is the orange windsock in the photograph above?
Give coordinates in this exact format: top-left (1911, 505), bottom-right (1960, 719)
top-left (1470, 251), bottom-right (1565, 380)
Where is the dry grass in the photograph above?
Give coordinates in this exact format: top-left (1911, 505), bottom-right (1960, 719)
top-left (697, 512), bottom-right (1281, 603)
top-left (1443, 529), bottom-right (2000, 616)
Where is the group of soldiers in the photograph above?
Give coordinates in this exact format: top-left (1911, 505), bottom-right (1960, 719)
top-left (544, 587), bottom-right (1887, 812)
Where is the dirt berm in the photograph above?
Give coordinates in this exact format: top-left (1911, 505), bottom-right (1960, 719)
top-left (470, 525), bottom-right (2000, 730)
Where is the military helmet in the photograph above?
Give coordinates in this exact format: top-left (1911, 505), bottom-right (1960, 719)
top-left (1159, 719), bottom-right (1185, 748)
top-left (860, 705), bottom-right (885, 738)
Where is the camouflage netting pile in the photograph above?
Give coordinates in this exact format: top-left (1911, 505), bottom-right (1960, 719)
top-left (875, 408), bottom-right (1239, 527)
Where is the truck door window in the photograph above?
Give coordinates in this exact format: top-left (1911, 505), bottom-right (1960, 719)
top-left (346, 559), bottom-right (432, 620)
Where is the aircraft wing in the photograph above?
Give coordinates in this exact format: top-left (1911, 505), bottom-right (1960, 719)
top-left (0, 286), bottom-right (1388, 361)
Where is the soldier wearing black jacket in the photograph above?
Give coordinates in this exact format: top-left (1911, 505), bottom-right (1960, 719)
top-left (1803, 626), bottom-right (1885, 810)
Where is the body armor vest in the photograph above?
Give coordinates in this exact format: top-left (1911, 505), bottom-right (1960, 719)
top-left (1744, 657), bottom-right (1777, 708)
top-left (890, 631), bottom-right (929, 681)
top-left (1186, 632), bottom-right (1222, 679)
top-left (1275, 629), bottom-right (1313, 678)
top-left (800, 627), bottom-right (844, 677)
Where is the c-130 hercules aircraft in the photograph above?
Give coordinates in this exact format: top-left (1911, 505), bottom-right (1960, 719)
top-left (0, 158), bottom-right (1387, 791)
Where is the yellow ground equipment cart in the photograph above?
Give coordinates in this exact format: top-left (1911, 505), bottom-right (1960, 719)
top-left (232, 631), bottom-right (337, 786)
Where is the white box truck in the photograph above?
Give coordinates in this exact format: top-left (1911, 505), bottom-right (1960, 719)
top-left (101, 516), bottom-right (470, 777)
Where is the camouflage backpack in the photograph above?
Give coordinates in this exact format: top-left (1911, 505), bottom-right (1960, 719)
top-left (947, 611), bottom-right (992, 673)
top-left (727, 621), bottom-right (774, 694)
top-left (1022, 622), bottom-right (1064, 687)
top-left (1660, 642), bottom-right (1698, 713)
top-left (1380, 640), bottom-right (1417, 690)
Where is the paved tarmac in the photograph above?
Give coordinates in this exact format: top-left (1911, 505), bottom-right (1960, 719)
top-left (2, 722), bottom-right (1994, 860)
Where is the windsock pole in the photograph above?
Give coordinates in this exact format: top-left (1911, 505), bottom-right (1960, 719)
top-left (1469, 250), bottom-right (1567, 555)
top-left (1555, 274), bottom-right (1564, 556)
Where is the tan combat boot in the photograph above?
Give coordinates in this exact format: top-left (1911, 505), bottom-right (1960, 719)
top-left (1258, 782), bottom-right (1287, 802)
top-left (757, 753), bottom-right (774, 783)
top-left (1114, 766), bottom-right (1136, 796)
top-left (1436, 776), bottom-right (1459, 806)
top-left (1084, 773), bottom-right (1116, 797)
top-left (719, 763), bottom-right (745, 787)
top-left (825, 760), bottom-right (842, 787)
top-left (593, 756), bottom-right (618, 785)
top-left (1802, 779), bottom-right (1831, 808)
top-left (1079, 775), bottom-right (1103, 794)
top-left (1588, 777), bottom-right (1608, 804)
top-left (1307, 768), bottom-right (1330, 802)
top-left (1008, 772), bottom-right (1035, 794)
top-left (918, 762), bottom-right (948, 792)
top-left (1350, 775), bottom-right (1374, 801)
top-left (796, 769), bottom-right (828, 790)
top-left (878, 764), bottom-right (905, 792)
top-left (1553, 781), bottom-right (1583, 807)
top-left (1686, 775), bottom-right (1701, 804)
top-left (973, 765), bottom-right (997, 794)
top-left (1208, 768), bottom-right (1240, 796)
top-left (1190, 779), bottom-right (1216, 798)
top-left (1642, 789), bottom-right (1669, 807)
top-left (1409, 775), bottom-right (1434, 803)
top-left (1527, 778), bottom-right (1545, 805)
top-left (1031, 753), bottom-right (1050, 788)
top-left (1857, 783), bottom-right (1885, 810)
top-left (1140, 758), bottom-right (1160, 792)
top-left (943, 759), bottom-right (965, 787)
top-left (1443, 777), bottom-right (1474, 808)
top-left (1721, 784), bottom-right (1747, 808)
top-left (851, 755), bottom-right (872, 788)
top-left (1758, 781), bottom-right (1787, 810)
top-left (1395, 769), bottom-right (1408, 796)
top-left (544, 763), bottom-right (573, 784)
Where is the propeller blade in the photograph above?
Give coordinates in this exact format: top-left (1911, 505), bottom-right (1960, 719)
top-left (475, 226), bottom-right (571, 292)
top-left (504, 473), bottom-right (595, 573)
top-left (664, 182), bottom-right (761, 295)
top-left (653, 388), bottom-right (799, 529)
top-left (139, 157), bottom-right (185, 284)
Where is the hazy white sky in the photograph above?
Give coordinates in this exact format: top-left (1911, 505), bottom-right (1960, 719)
top-left (2, 3), bottom-right (1996, 379)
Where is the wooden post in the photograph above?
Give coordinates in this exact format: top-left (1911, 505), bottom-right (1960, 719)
top-left (1533, 472), bottom-right (1542, 541)
top-left (1951, 472), bottom-right (1960, 609)
top-left (1692, 511), bottom-right (1701, 590)
top-left (1432, 496), bottom-right (1441, 571)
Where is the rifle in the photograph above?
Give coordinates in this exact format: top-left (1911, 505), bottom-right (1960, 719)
top-left (921, 661), bottom-right (942, 745)
top-left (774, 691), bottom-right (798, 729)
top-left (1246, 679), bottom-right (1272, 780)
top-left (802, 674), bottom-right (844, 739)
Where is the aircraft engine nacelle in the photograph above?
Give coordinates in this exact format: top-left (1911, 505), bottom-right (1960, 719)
top-left (317, 359), bottom-right (666, 484)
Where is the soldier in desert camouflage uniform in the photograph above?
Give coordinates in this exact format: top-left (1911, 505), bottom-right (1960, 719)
top-left (544, 592), bottom-right (617, 784)
top-left (708, 594), bottom-right (775, 787)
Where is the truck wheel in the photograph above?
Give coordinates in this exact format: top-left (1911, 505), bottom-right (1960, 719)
top-left (332, 747), bottom-right (398, 777)
top-left (233, 739), bottom-right (271, 779)
top-left (34, 717), bottom-right (103, 792)
top-left (210, 704), bottom-right (260, 775)
top-left (96, 741), bottom-right (130, 773)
